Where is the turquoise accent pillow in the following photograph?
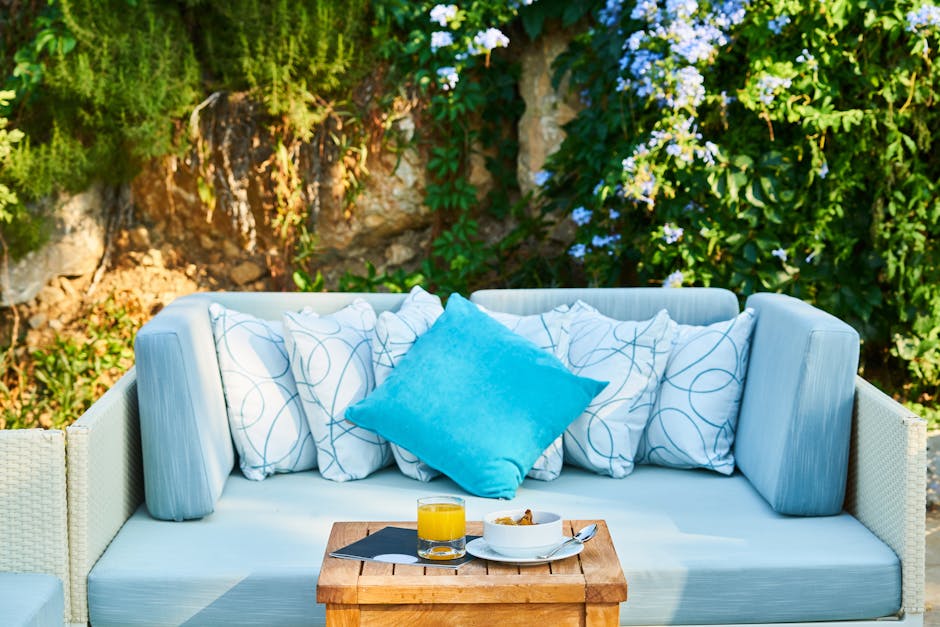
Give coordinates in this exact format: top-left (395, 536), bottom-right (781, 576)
top-left (345, 294), bottom-right (606, 499)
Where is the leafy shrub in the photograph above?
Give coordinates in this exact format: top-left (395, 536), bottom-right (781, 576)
top-left (0, 296), bottom-right (142, 430)
top-left (194, 0), bottom-right (373, 134)
top-left (539, 0), bottom-right (940, 410)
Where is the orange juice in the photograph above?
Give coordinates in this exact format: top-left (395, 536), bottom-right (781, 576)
top-left (417, 502), bottom-right (465, 541)
top-left (417, 496), bottom-right (466, 560)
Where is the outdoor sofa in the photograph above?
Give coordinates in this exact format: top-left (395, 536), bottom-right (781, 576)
top-left (1, 287), bottom-right (926, 626)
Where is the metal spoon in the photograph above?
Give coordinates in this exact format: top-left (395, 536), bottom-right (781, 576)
top-left (537, 523), bottom-right (598, 559)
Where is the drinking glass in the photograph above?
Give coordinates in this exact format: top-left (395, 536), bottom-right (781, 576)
top-left (416, 495), bottom-right (466, 560)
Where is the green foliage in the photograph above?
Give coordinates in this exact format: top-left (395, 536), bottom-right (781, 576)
top-left (1, 0), bottom-right (377, 262)
top-left (370, 0), bottom-right (550, 295)
top-left (0, 296), bottom-right (141, 430)
top-left (196, 0), bottom-right (373, 134)
top-left (540, 0), bottom-right (940, 407)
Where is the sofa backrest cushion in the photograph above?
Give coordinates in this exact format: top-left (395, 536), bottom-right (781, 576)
top-left (135, 292), bottom-right (406, 521)
top-left (735, 293), bottom-right (860, 516)
top-left (469, 287), bottom-right (740, 325)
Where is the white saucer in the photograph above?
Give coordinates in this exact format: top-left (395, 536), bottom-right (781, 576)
top-left (465, 537), bottom-right (584, 566)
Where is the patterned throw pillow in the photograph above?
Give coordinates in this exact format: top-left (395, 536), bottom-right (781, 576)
top-left (564, 308), bottom-right (676, 478)
top-left (283, 299), bottom-right (392, 482)
top-left (477, 303), bottom-right (573, 481)
top-left (346, 294), bottom-right (606, 499)
top-left (208, 303), bottom-right (316, 481)
top-left (638, 309), bottom-right (756, 474)
top-left (372, 286), bottom-right (444, 482)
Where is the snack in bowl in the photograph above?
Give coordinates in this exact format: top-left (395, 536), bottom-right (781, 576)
top-left (483, 509), bottom-right (563, 558)
top-left (493, 509), bottom-right (535, 525)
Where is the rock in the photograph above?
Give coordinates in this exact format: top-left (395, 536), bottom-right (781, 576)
top-left (230, 261), bottom-right (265, 286)
top-left (37, 284), bottom-right (65, 306)
top-left (385, 243), bottom-right (416, 266)
top-left (199, 234), bottom-right (215, 250)
top-left (222, 239), bottom-right (242, 260)
top-left (1, 183), bottom-right (109, 305)
top-left (130, 226), bottom-right (151, 249)
top-left (48, 319), bottom-right (63, 332)
top-left (28, 313), bottom-right (47, 329)
top-left (141, 249), bottom-right (163, 267)
top-left (517, 27), bottom-right (581, 197)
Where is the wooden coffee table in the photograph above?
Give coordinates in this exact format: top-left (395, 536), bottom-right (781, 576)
top-left (317, 519), bottom-right (627, 626)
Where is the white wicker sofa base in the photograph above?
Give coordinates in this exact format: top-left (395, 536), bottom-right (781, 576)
top-left (52, 288), bottom-right (926, 626)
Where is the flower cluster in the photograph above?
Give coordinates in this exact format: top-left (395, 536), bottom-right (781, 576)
top-left (767, 14), bottom-right (790, 34)
top-left (756, 74), bottom-right (793, 105)
top-left (616, 0), bottom-right (748, 110)
top-left (426, 4), bottom-right (514, 90)
top-left (907, 4), bottom-right (940, 33)
top-left (663, 223), bottom-right (684, 244)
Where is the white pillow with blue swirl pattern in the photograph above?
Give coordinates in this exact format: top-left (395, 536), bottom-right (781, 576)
top-left (477, 303), bottom-right (573, 481)
top-left (372, 286), bottom-right (444, 482)
top-left (284, 299), bottom-right (393, 482)
top-left (637, 308), bottom-right (756, 475)
top-left (208, 303), bottom-right (317, 481)
top-left (564, 307), bottom-right (676, 478)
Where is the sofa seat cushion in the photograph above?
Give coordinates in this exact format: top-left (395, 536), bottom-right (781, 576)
top-left (0, 572), bottom-right (64, 627)
top-left (88, 467), bottom-right (899, 627)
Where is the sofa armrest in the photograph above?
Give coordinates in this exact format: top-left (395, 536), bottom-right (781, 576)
top-left (845, 376), bottom-right (926, 617)
top-left (0, 427), bottom-right (70, 621)
top-left (66, 368), bottom-right (143, 625)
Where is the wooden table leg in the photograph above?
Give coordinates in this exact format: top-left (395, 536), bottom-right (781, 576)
top-left (326, 603), bottom-right (360, 626)
top-left (586, 602), bottom-right (620, 626)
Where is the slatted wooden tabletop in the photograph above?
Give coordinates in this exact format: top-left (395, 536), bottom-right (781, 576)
top-left (317, 519), bottom-right (627, 626)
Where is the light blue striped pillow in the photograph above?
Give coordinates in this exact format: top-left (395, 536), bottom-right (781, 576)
top-left (283, 300), bottom-right (392, 482)
top-left (564, 308), bottom-right (676, 478)
top-left (372, 286), bottom-right (443, 482)
top-left (208, 303), bottom-right (316, 481)
top-left (639, 309), bottom-right (756, 474)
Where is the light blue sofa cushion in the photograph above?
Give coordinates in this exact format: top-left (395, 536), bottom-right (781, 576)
top-left (284, 300), bottom-right (393, 482)
top-left (134, 292), bottom-right (407, 521)
top-left (346, 294), bottom-right (605, 498)
top-left (638, 308), bottom-right (756, 474)
top-left (87, 466), bottom-right (899, 626)
top-left (0, 572), bottom-right (63, 627)
top-left (735, 293), bottom-right (861, 516)
top-left (209, 303), bottom-right (316, 480)
top-left (469, 287), bottom-right (740, 325)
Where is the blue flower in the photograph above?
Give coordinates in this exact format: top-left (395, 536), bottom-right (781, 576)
top-left (757, 74), bottom-right (792, 105)
top-left (819, 162), bottom-right (829, 179)
top-left (533, 170), bottom-right (552, 187)
top-left (568, 243), bottom-right (587, 259)
top-left (471, 28), bottom-right (509, 54)
top-left (796, 48), bottom-right (817, 70)
top-left (771, 247), bottom-right (788, 262)
top-left (609, 209), bottom-right (621, 219)
top-left (907, 4), bottom-right (940, 32)
top-left (663, 223), bottom-right (684, 244)
top-left (429, 4), bottom-right (458, 27)
top-left (430, 31), bottom-right (454, 53)
top-left (571, 206), bottom-right (593, 226)
top-left (592, 234), bottom-right (622, 249)
top-left (663, 270), bottom-right (684, 288)
top-left (768, 15), bottom-right (790, 34)
top-left (436, 66), bottom-right (459, 91)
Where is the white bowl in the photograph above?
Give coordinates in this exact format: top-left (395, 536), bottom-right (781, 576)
top-left (482, 509), bottom-right (564, 559)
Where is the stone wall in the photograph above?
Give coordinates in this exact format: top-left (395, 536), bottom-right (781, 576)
top-left (1, 28), bottom-right (578, 304)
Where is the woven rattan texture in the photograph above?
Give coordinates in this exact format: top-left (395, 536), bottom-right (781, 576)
top-left (67, 368), bottom-right (143, 624)
top-left (0, 428), bottom-right (70, 619)
top-left (846, 377), bottom-right (927, 616)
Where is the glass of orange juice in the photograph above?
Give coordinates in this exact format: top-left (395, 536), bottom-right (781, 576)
top-left (417, 496), bottom-right (466, 560)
